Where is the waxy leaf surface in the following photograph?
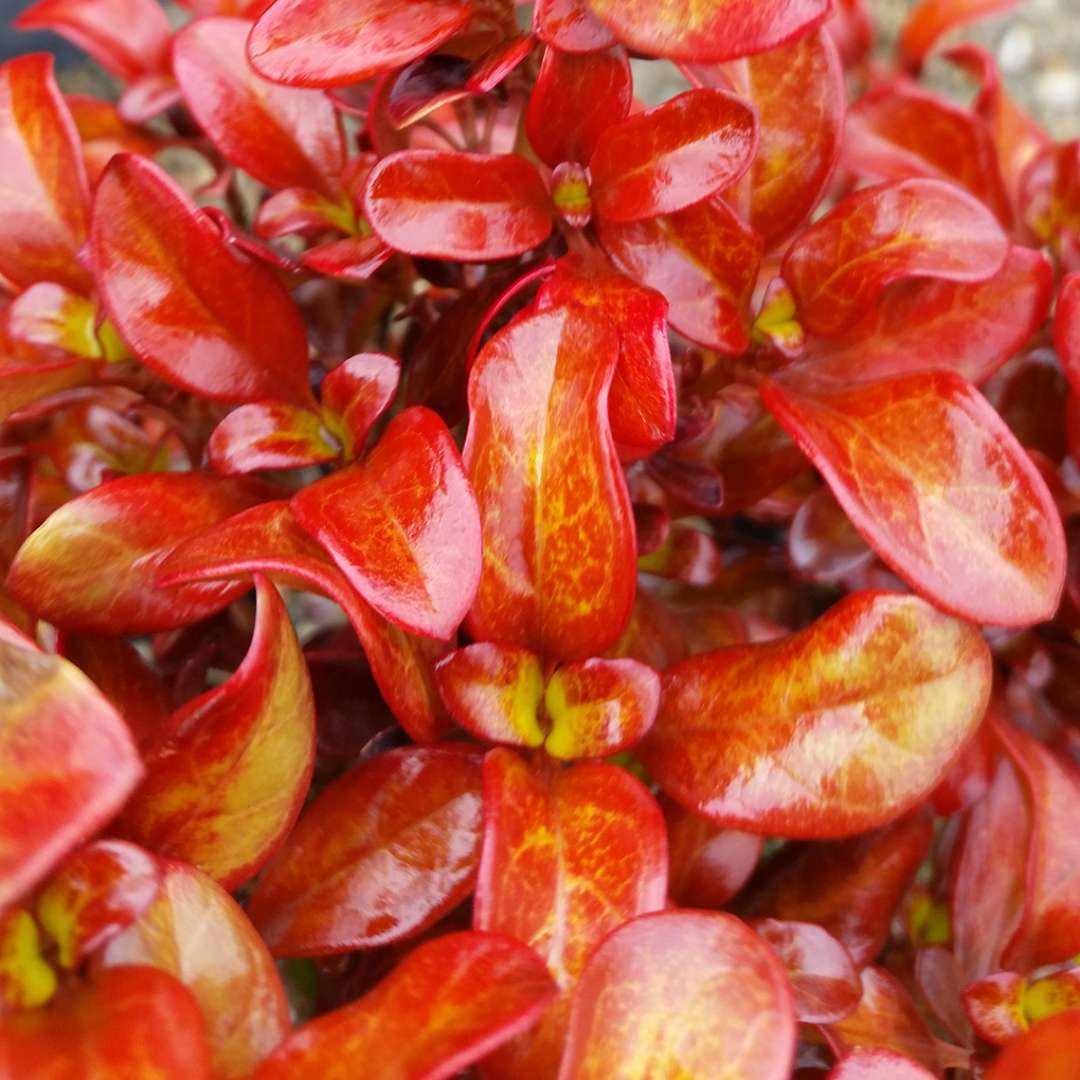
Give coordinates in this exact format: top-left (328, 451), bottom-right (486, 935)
top-left (292, 406), bottom-right (481, 640)
top-left (761, 370), bottom-right (1067, 627)
top-left (253, 931), bottom-right (557, 1080)
top-left (173, 16), bottom-right (346, 195)
top-left (0, 54), bottom-right (91, 293)
top-left (320, 352), bottom-right (400, 458)
top-left (0, 628), bottom-right (142, 911)
top-left (248, 747), bottom-right (483, 956)
top-left (781, 178), bottom-right (1009, 337)
top-left (100, 859), bottom-right (290, 1079)
top-left (464, 305), bottom-right (635, 661)
top-left (122, 577), bottom-right (314, 890)
top-left (534, 0), bottom-right (616, 52)
top-left (582, 0), bottom-right (830, 62)
top-left (641, 593), bottom-right (991, 837)
top-left (7, 472), bottom-right (268, 633)
top-left (248, 0), bottom-right (473, 87)
top-left (91, 153), bottom-right (312, 405)
top-left (365, 151), bottom-right (552, 261)
top-left (558, 910), bottom-right (795, 1080)
top-left (208, 402), bottom-right (339, 475)
top-left (962, 971), bottom-right (1026, 1045)
top-left (589, 89), bottom-right (757, 223)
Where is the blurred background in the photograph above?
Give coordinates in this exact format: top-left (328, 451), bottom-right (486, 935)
top-left (1, 0), bottom-right (1077, 136)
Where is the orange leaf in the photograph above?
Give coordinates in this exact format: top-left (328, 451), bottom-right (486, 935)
top-left (208, 401), bottom-right (340, 475)
top-left (986, 1010), bottom-right (1080, 1080)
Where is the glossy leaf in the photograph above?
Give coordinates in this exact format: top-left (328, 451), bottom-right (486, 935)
top-left (292, 406), bottom-right (481, 640)
top-left (598, 194), bottom-right (762, 354)
top-left (173, 16), bottom-right (346, 196)
top-left (464, 304), bottom-right (635, 661)
top-left (248, 0), bottom-right (474, 88)
top-left (829, 1049), bottom-right (937, 1079)
top-left (534, 0), bottom-right (616, 53)
top-left (252, 931), bottom-right (557, 1080)
top-left (665, 802), bottom-right (761, 909)
top-left (0, 966), bottom-right (211, 1078)
top-left (99, 859), bottom-right (290, 1080)
top-left (208, 402), bottom-right (339, 475)
top-left (750, 919), bottom-right (861, 1024)
top-left (642, 593), bottom-right (990, 837)
top-left (899, 0), bottom-right (1019, 71)
top-left (582, 0), bottom-right (830, 62)
top-left (6, 283), bottom-right (109, 360)
top-left (247, 747), bottom-right (483, 956)
top-left (122, 576), bottom-right (314, 890)
top-left (365, 150), bottom-right (552, 262)
top-left (320, 352), bottom-right (400, 459)
top-left (36, 840), bottom-right (160, 969)
top-left (91, 153), bottom-right (313, 406)
top-left (543, 657), bottom-right (660, 759)
top-left (589, 89), bottom-right (758, 223)
top-left (7, 472), bottom-right (268, 633)
top-left (0, 54), bottom-right (91, 293)
top-left (434, 643), bottom-right (546, 749)
top-left (781, 178), bottom-right (1009, 337)
top-left (762, 370), bottom-right (1066, 627)
top-left (526, 46), bottom-right (632, 170)
top-left (558, 910), bottom-right (795, 1080)
top-left (0, 625), bottom-right (142, 911)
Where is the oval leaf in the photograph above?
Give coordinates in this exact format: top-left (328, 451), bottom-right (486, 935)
top-left (641, 592), bottom-right (991, 838)
top-left (247, 747), bottom-right (483, 956)
top-left (320, 352), bottom-right (400, 459)
top-left (558, 910), bottom-right (795, 1080)
top-left (208, 402), bottom-right (339, 475)
top-left (534, 0), bottom-right (616, 53)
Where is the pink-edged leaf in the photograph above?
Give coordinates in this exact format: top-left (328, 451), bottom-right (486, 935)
top-left (761, 369), bottom-right (1067, 627)
top-left (589, 88), bottom-right (758, 223)
top-left (750, 919), bottom-right (862, 1024)
top-left (365, 150), bottom-right (552, 261)
top-left (91, 153), bottom-right (313, 406)
top-left (15, 0), bottom-right (171, 82)
top-left (99, 858), bottom-right (290, 1079)
top-left (597, 194), bottom-right (762, 354)
top-left (558, 910), bottom-right (796, 1080)
top-left (208, 402), bottom-right (339, 475)
top-left (434, 643), bottom-right (546, 749)
top-left (292, 406), bottom-right (481, 640)
top-left (0, 54), bottom-right (91, 293)
top-left (526, 46), bottom-right (631, 170)
top-left (534, 0), bottom-right (616, 53)
top-left (642, 593), bottom-right (990, 838)
top-left (320, 352), bottom-right (400, 459)
top-left (0, 622), bottom-right (142, 911)
top-left (828, 1049), bottom-right (937, 1080)
top-left (781, 178), bottom-right (1009, 337)
top-left (173, 16), bottom-right (346, 195)
top-left (247, 746), bottom-right (483, 955)
top-left (252, 931), bottom-right (557, 1080)
top-left (6, 472), bottom-right (269, 633)
top-left (582, 0), bottom-right (830, 62)
top-left (248, 0), bottom-right (474, 88)
top-left (122, 576), bottom-right (314, 891)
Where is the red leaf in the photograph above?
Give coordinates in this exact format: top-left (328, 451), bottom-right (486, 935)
top-left (761, 370), bottom-right (1066, 627)
top-left (0, 966), bottom-right (211, 1078)
top-left (248, 0), bottom-right (474, 88)
top-left (963, 971), bottom-right (1026, 1045)
top-left (91, 153), bottom-right (313, 406)
top-left (365, 150), bottom-right (553, 261)
top-left (597, 194), bottom-right (762, 353)
top-left (0, 54), bottom-right (91, 293)
top-left (0, 624), bottom-right (142, 911)
top-left (589, 89), bottom-right (758, 223)
top-left (248, 747), bottom-right (483, 955)
top-left (15, 0), bottom-right (171, 82)
top-left (1055, 272), bottom-right (1080, 395)
top-left (642, 593), bottom-right (990, 838)
top-left (35, 840), bottom-right (160, 969)
top-left (558, 910), bottom-right (795, 1080)
top-left (300, 234), bottom-right (394, 282)
top-left (533, 0), bottom-right (616, 53)
top-left (750, 919), bottom-right (862, 1024)
top-left (781, 178), bottom-right (1009, 337)
top-left (173, 16), bottom-right (346, 195)
top-left (526, 47), bottom-right (631, 170)
top-left (122, 576), bottom-right (314, 890)
top-left (0, 359), bottom-right (98, 425)
top-left (829, 1049), bottom-right (937, 1079)
top-left (99, 858), bottom-right (290, 1079)
top-left (252, 931), bottom-right (557, 1080)
top-left (899, 0), bottom-right (1019, 72)
top-left (665, 802), bottom-right (762, 909)
top-left (292, 406), bottom-right (481, 640)
top-left (320, 352), bottom-right (400, 458)
top-left (464, 304), bottom-right (635, 661)
top-left (581, 0), bottom-right (830, 62)
top-left (986, 1010), bottom-right (1080, 1080)
top-left (6, 472), bottom-right (269, 633)
top-left (208, 402), bottom-right (339, 475)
